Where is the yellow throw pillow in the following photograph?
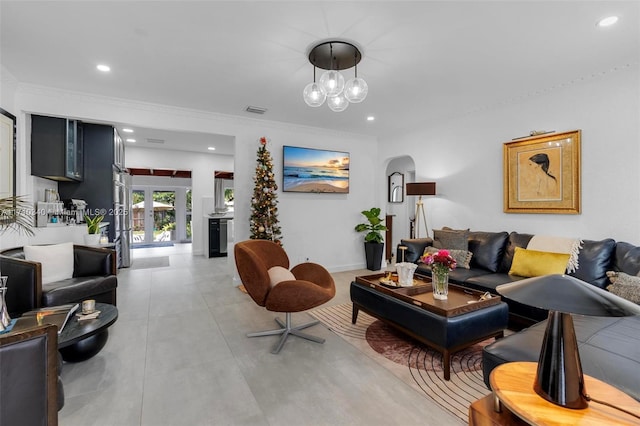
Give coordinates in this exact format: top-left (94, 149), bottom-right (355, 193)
top-left (509, 247), bottom-right (570, 278)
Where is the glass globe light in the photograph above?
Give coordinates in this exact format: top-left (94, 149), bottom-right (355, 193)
top-left (303, 82), bottom-right (326, 107)
top-left (319, 70), bottom-right (345, 97)
top-left (327, 94), bottom-right (349, 112)
top-left (344, 77), bottom-right (368, 103)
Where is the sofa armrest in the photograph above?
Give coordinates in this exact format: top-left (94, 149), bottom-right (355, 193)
top-left (0, 255), bottom-right (42, 316)
top-left (73, 245), bottom-right (117, 277)
top-left (396, 238), bottom-right (433, 263)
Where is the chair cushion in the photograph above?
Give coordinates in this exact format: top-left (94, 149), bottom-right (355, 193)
top-left (42, 276), bottom-right (117, 307)
top-left (508, 247), bottom-right (570, 277)
top-left (24, 243), bottom-right (74, 284)
top-left (267, 266), bottom-right (295, 288)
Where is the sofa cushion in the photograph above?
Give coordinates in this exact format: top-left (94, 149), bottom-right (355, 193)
top-left (422, 246), bottom-right (472, 269)
top-left (24, 242), bottom-right (74, 285)
top-left (606, 271), bottom-right (640, 304)
top-left (614, 242), bottom-right (640, 276)
top-left (499, 232), bottom-right (534, 273)
top-left (468, 231), bottom-right (509, 273)
top-left (568, 238), bottom-right (615, 288)
top-left (508, 247), bottom-right (570, 277)
top-left (397, 238), bottom-right (432, 263)
top-left (433, 228), bottom-right (469, 250)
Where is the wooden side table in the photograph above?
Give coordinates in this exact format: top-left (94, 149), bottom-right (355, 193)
top-left (472, 361), bottom-right (640, 426)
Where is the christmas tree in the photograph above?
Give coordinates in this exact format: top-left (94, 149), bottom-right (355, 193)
top-left (250, 136), bottom-right (282, 244)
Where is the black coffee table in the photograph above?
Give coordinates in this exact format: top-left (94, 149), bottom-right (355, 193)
top-left (58, 303), bottom-right (118, 362)
top-left (17, 302), bottom-right (118, 362)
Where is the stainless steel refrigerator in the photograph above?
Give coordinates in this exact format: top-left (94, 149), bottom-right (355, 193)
top-left (114, 171), bottom-right (132, 268)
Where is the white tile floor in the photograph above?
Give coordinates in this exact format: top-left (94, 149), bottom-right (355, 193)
top-left (58, 244), bottom-right (461, 425)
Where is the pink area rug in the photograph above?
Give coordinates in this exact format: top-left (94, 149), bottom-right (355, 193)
top-left (310, 303), bottom-right (495, 423)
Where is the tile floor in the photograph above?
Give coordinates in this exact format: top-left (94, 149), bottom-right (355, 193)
top-left (58, 244), bottom-right (462, 425)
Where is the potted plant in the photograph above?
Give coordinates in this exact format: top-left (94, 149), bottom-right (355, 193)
top-left (355, 207), bottom-right (388, 271)
top-left (0, 195), bottom-right (35, 236)
top-left (84, 213), bottom-right (104, 245)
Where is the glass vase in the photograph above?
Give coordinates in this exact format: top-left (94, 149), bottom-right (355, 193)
top-left (432, 269), bottom-right (449, 300)
top-left (0, 276), bottom-right (11, 331)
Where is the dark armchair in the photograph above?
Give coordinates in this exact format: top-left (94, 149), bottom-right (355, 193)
top-left (0, 244), bottom-right (117, 316)
top-left (0, 324), bottom-right (60, 426)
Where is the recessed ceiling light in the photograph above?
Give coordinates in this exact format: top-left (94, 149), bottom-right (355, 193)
top-left (126, 139), bottom-right (136, 143)
top-left (367, 116), bottom-right (375, 121)
top-left (597, 16), bottom-right (619, 27)
top-left (96, 64), bottom-right (111, 72)
top-left (122, 128), bottom-right (134, 133)
top-left (208, 147), bottom-right (216, 151)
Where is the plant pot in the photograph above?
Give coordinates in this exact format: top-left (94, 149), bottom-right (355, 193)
top-left (84, 233), bottom-right (101, 245)
top-left (364, 242), bottom-right (384, 271)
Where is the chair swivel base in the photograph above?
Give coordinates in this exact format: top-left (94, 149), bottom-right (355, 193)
top-left (247, 312), bottom-right (325, 354)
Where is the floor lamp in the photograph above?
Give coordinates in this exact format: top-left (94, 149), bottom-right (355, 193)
top-left (406, 182), bottom-right (436, 239)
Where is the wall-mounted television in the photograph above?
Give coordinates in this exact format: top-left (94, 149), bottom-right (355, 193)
top-left (283, 146), bottom-right (349, 193)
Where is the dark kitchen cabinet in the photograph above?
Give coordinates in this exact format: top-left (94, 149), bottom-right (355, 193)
top-left (31, 115), bottom-right (83, 181)
top-left (59, 123), bottom-right (121, 242)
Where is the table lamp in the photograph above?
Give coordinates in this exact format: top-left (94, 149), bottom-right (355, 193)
top-left (497, 274), bottom-right (640, 409)
top-left (405, 182), bottom-right (436, 238)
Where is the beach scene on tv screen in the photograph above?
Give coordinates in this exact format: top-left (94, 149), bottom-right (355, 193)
top-left (283, 146), bottom-right (349, 193)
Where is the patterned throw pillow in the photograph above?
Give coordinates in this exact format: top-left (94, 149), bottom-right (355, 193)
top-left (433, 228), bottom-right (469, 251)
top-left (422, 246), bottom-right (473, 269)
top-left (606, 271), bottom-right (640, 304)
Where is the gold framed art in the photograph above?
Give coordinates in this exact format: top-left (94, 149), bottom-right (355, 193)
top-left (503, 130), bottom-right (581, 214)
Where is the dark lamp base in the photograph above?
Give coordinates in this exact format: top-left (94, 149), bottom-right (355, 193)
top-left (534, 311), bottom-right (589, 409)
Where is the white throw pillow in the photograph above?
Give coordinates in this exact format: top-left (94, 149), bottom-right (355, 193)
top-left (24, 242), bottom-right (74, 284)
top-left (267, 266), bottom-right (295, 288)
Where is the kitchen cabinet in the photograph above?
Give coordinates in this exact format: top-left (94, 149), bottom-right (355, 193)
top-left (59, 123), bottom-right (125, 244)
top-left (31, 115), bottom-right (83, 181)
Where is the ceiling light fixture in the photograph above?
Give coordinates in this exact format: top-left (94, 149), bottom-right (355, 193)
top-left (303, 40), bottom-right (368, 112)
top-left (122, 128), bottom-right (134, 133)
top-left (597, 16), bottom-right (619, 27)
top-left (126, 139), bottom-right (136, 143)
top-left (207, 147), bottom-right (216, 151)
top-left (96, 64), bottom-right (111, 72)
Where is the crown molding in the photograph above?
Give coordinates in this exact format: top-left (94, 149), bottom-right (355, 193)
top-left (15, 83), bottom-right (374, 141)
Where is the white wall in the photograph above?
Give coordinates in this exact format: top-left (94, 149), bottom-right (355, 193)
top-left (127, 146), bottom-right (232, 254)
top-left (378, 64), bottom-right (640, 244)
top-left (8, 85), bottom-right (379, 270)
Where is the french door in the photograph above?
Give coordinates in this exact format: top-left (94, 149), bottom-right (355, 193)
top-left (132, 186), bottom-right (187, 245)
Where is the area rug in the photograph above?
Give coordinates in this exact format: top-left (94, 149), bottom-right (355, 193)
top-left (130, 256), bottom-right (170, 270)
top-left (309, 303), bottom-right (494, 423)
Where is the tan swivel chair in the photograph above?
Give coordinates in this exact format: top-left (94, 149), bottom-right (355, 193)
top-left (234, 240), bottom-right (336, 353)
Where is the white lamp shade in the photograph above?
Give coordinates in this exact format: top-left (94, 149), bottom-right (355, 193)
top-left (303, 82), bottom-right (326, 107)
top-left (327, 94), bottom-right (349, 112)
top-left (344, 77), bottom-right (368, 103)
top-left (319, 70), bottom-right (345, 97)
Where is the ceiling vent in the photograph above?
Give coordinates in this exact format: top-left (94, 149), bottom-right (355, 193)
top-left (146, 138), bottom-right (165, 144)
top-left (245, 105), bottom-right (267, 115)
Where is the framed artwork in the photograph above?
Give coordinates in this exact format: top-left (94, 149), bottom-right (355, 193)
top-left (503, 130), bottom-right (581, 214)
top-left (388, 172), bottom-right (404, 203)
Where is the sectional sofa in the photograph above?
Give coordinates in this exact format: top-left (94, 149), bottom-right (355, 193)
top-left (397, 230), bottom-right (640, 401)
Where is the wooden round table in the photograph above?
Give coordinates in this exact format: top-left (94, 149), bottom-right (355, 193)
top-left (490, 362), bottom-right (640, 425)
